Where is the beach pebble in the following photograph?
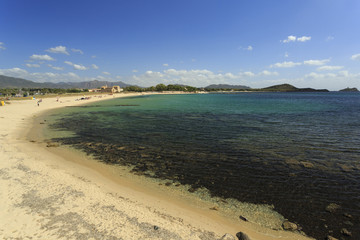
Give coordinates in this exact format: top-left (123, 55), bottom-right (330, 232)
top-left (341, 228), bottom-right (352, 236)
top-left (282, 220), bottom-right (298, 231)
top-left (326, 235), bottom-right (338, 240)
top-left (239, 215), bottom-right (248, 221)
top-left (325, 203), bottom-right (341, 213)
top-left (219, 233), bottom-right (236, 240)
top-left (236, 232), bottom-right (251, 240)
top-left (153, 225), bottom-right (159, 230)
top-left (209, 206), bottom-right (219, 211)
top-left (343, 213), bottom-right (353, 219)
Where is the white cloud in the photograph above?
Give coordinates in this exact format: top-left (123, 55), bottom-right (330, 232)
top-left (303, 59), bottom-right (330, 66)
top-left (46, 46), bottom-right (69, 55)
top-left (317, 65), bottom-right (344, 71)
top-left (129, 68), bottom-right (259, 87)
top-left (297, 36), bottom-right (311, 42)
top-left (351, 53), bottom-right (360, 61)
top-left (282, 35), bottom-right (297, 43)
top-left (259, 70), bottom-right (279, 76)
top-left (132, 69), bottom-right (138, 73)
top-left (102, 71), bottom-right (111, 75)
top-left (282, 35), bottom-right (311, 43)
top-left (91, 55), bottom-right (96, 59)
top-left (0, 42), bottom-right (6, 50)
top-left (270, 61), bottom-right (302, 68)
top-left (73, 64), bottom-right (87, 70)
top-left (0, 68), bottom-right (28, 77)
top-left (48, 64), bottom-right (64, 70)
top-left (246, 45), bottom-right (253, 51)
top-left (25, 63), bottom-right (40, 68)
top-left (64, 61), bottom-right (87, 70)
top-left (30, 54), bottom-right (55, 61)
top-left (284, 52), bottom-right (289, 58)
top-left (71, 48), bottom-right (83, 54)
top-left (163, 63), bottom-right (169, 67)
top-left (91, 64), bottom-right (99, 69)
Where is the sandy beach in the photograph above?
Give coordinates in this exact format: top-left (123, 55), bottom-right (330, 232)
top-left (0, 93), bottom-right (313, 240)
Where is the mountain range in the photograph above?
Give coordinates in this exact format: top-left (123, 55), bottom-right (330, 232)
top-left (0, 75), bottom-right (131, 89)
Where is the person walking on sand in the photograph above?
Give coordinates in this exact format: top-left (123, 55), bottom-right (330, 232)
top-left (37, 99), bottom-right (42, 106)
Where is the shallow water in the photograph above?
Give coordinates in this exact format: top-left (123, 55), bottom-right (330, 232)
top-left (47, 93), bottom-right (360, 239)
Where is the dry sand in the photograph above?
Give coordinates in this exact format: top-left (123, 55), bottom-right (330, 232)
top-left (0, 93), bottom-right (314, 240)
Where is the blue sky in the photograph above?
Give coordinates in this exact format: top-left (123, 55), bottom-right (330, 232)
top-left (1, 0), bottom-right (360, 90)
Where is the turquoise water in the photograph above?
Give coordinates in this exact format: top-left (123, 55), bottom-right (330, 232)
top-left (48, 93), bottom-right (360, 239)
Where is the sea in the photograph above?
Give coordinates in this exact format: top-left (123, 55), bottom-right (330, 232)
top-left (45, 92), bottom-right (360, 239)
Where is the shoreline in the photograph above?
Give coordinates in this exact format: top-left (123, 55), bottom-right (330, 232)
top-left (0, 93), bottom-right (313, 239)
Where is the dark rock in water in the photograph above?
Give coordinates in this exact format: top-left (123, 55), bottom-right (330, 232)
top-left (341, 228), bottom-right (352, 236)
top-left (236, 232), bottom-right (251, 240)
top-left (344, 220), bottom-right (354, 226)
top-left (239, 216), bottom-right (248, 222)
top-left (326, 235), bottom-right (338, 240)
top-left (219, 233), bottom-right (236, 240)
top-left (282, 220), bottom-right (298, 231)
top-left (325, 203), bottom-right (341, 213)
top-left (188, 187), bottom-right (196, 193)
top-left (153, 225), bottom-right (159, 230)
top-left (343, 213), bottom-right (353, 219)
top-left (165, 182), bottom-right (172, 186)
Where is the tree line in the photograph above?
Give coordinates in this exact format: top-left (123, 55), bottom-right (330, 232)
top-left (123, 84), bottom-right (199, 92)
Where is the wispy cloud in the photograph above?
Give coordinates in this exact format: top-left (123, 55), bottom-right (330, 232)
top-left (163, 63), bottom-right (169, 67)
top-left (303, 59), bottom-right (330, 66)
top-left (270, 61), bottom-right (302, 68)
top-left (351, 53), bottom-right (360, 61)
top-left (64, 61), bottom-right (87, 70)
top-left (30, 54), bottom-right (55, 61)
top-left (317, 65), bottom-right (344, 71)
top-left (91, 64), bottom-right (99, 69)
top-left (48, 64), bottom-right (64, 70)
top-left (71, 48), bottom-right (83, 54)
top-left (46, 46), bottom-right (69, 55)
top-left (102, 71), bottom-right (111, 75)
top-left (25, 63), bottom-right (40, 68)
top-left (282, 35), bottom-right (311, 43)
top-left (326, 36), bottom-right (334, 41)
top-left (73, 64), bottom-right (87, 70)
top-left (0, 42), bottom-right (6, 50)
top-left (259, 70), bottom-right (279, 76)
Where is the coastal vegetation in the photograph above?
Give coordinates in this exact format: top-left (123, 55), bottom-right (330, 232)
top-left (339, 87), bottom-right (359, 92)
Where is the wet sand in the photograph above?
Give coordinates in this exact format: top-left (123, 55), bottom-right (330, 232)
top-left (0, 93), bottom-right (313, 239)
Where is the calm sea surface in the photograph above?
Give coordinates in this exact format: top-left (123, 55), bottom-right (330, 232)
top-left (48, 92), bottom-right (360, 239)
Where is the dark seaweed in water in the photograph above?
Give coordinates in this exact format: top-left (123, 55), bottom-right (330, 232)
top-left (49, 93), bottom-right (360, 240)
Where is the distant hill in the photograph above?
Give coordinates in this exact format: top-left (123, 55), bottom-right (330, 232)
top-left (0, 75), bottom-right (57, 88)
top-left (339, 87), bottom-right (359, 92)
top-left (0, 75), bottom-right (132, 89)
top-left (261, 84), bottom-right (329, 92)
top-left (205, 84), bottom-right (250, 90)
